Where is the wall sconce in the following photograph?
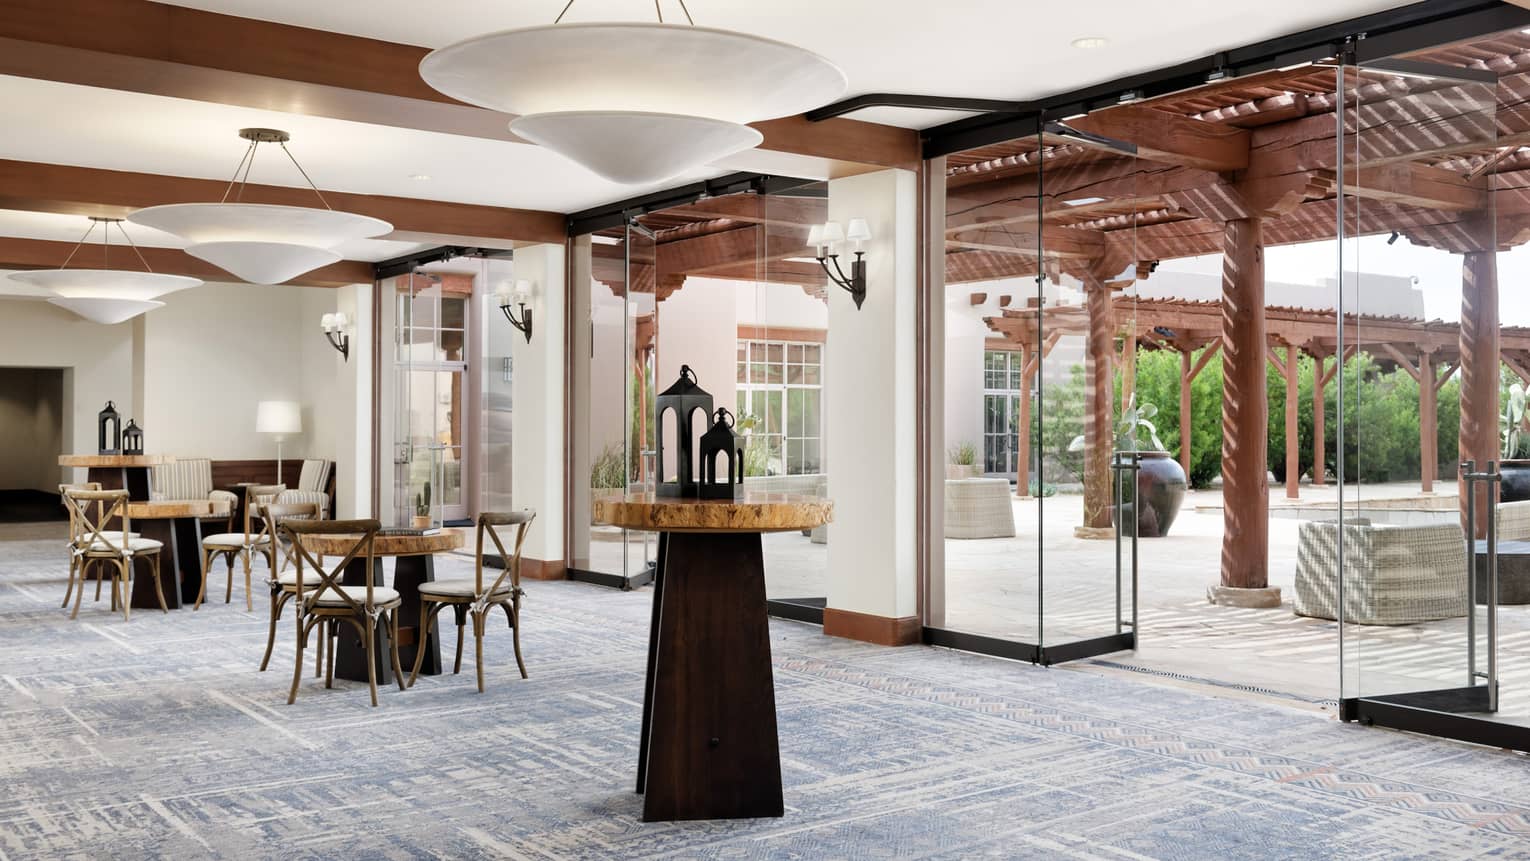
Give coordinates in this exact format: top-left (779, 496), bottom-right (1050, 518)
top-left (807, 218), bottom-right (870, 309)
top-left (496, 279), bottom-right (534, 343)
top-left (320, 312), bottom-right (350, 361)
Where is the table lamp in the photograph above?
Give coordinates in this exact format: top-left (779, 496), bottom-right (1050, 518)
top-left (255, 400), bottom-right (302, 484)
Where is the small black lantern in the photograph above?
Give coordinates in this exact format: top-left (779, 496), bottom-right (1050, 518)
top-left (655, 365), bottom-right (713, 498)
top-left (122, 419), bottom-right (144, 456)
top-left (98, 400), bottom-right (121, 455)
top-left (699, 408), bottom-right (745, 500)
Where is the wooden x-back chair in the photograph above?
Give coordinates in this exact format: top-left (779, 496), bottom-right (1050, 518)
top-left (62, 488), bottom-right (166, 621)
top-left (58, 481), bottom-right (129, 610)
top-left (281, 519), bottom-right (405, 707)
top-left (197, 483), bottom-right (285, 611)
top-left (254, 501), bottom-right (322, 674)
top-left (409, 510), bottom-right (535, 693)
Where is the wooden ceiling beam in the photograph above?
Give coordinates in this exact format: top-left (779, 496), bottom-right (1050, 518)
top-left (1323, 162), bottom-right (1490, 212)
top-left (1067, 105), bottom-right (1250, 173)
top-left (946, 226), bottom-right (1104, 260)
top-left (0, 0), bottom-right (917, 172)
top-left (0, 159), bottom-right (566, 246)
top-left (0, 236), bottom-right (372, 287)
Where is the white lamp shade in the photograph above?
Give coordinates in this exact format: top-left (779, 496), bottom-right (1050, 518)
top-left (820, 221), bottom-right (845, 245)
top-left (807, 224), bottom-right (824, 250)
top-left (128, 203), bottom-right (391, 247)
top-left (255, 400), bottom-right (302, 435)
top-left (420, 23), bottom-right (846, 124)
top-left (47, 296), bottom-right (165, 324)
top-left (512, 280), bottom-right (533, 303)
top-left (183, 242), bottom-right (342, 285)
top-left (846, 218), bottom-right (872, 243)
top-left (320, 312), bottom-right (336, 331)
top-left (10, 269), bottom-right (201, 301)
top-left (510, 111), bottom-right (762, 185)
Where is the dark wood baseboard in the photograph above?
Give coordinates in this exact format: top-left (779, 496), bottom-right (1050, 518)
top-left (822, 607), bottom-right (921, 646)
top-left (521, 557), bottom-right (567, 581)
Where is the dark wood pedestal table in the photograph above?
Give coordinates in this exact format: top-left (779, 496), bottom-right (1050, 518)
top-left (125, 499), bottom-right (232, 609)
top-left (295, 529), bottom-right (464, 685)
top-left (59, 454), bottom-right (173, 501)
top-left (593, 493), bottom-right (834, 822)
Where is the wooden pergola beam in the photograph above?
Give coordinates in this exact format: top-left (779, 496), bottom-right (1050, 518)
top-left (0, 235), bottom-right (372, 287)
top-left (0, 158), bottom-right (567, 245)
top-left (1068, 105), bottom-right (1250, 173)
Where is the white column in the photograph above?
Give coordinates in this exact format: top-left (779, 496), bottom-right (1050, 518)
top-left (509, 242), bottom-right (567, 571)
top-left (824, 168), bottom-right (920, 639)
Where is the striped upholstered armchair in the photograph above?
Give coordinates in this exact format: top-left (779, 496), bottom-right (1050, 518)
top-left (150, 458), bottom-right (237, 517)
top-left (277, 459), bottom-right (331, 518)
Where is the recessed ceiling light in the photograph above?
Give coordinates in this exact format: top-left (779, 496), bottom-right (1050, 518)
top-left (409, 174), bottom-right (431, 181)
top-left (1072, 37), bottom-right (1109, 49)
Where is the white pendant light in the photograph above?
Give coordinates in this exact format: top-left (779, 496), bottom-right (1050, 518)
top-left (126, 129), bottom-right (391, 285)
top-left (7, 216), bottom-right (200, 324)
top-left (419, 8), bottom-right (847, 185)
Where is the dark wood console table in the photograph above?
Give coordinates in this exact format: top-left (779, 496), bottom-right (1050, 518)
top-left (593, 492), bottom-right (833, 822)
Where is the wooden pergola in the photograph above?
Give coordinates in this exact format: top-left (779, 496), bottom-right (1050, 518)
top-left (986, 297), bottom-right (1530, 499)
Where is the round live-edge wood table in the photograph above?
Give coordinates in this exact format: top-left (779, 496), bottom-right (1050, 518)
top-left (592, 492), bottom-right (833, 823)
top-left (125, 499), bottom-right (231, 610)
top-left (59, 454), bottom-right (173, 501)
top-left (296, 529), bottom-right (464, 686)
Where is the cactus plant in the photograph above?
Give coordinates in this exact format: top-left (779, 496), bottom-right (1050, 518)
top-left (415, 482), bottom-right (431, 517)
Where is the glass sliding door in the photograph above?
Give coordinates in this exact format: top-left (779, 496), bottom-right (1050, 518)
top-left (392, 268), bottom-right (473, 526)
top-left (1338, 52), bottom-right (1530, 748)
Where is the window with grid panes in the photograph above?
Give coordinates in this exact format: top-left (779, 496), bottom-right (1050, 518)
top-left (982, 350), bottom-right (1025, 476)
top-left (735, 339), bottom-right (823, 476)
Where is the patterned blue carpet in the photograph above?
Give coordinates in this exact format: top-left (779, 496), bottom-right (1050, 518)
top-left (3, 523), bottom-right (1530, 860)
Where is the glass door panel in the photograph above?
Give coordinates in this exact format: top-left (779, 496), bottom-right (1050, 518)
top-left (1340, 55), bottom-right (1513, 733)
top-left (392, 270), bottom-right (471, 525)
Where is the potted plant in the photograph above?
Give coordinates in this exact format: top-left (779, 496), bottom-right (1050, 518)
top-left (1070, 396), bottom-right (1187, 537)
top-left (947, 441), bottom-right (980, 479)
top-left (412, 482), bottom-right (432, 529)
top-left (1502, 382), bottom-right (1530, 502)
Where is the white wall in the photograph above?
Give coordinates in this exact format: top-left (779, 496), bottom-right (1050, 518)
top-left (508, 243), bottom-right (565, 563)
top-left (0, 299), bottom-right (136, 484)
top-left (656, 276), bottom-right (738, 479)
top-left (825, 168), bottom-right (920, 622)
top-left (0, 367), bottom-right (64, 491)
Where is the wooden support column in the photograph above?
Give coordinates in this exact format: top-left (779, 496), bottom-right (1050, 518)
top-left (1312, 355), bottom-right (1327, 487)
top-left (1015, 345), bottom-right (1033, 498)
top-left (1419, 350), bottom-right (1437, 494)
top-left (1460, 249), bottom-right (1501, 536)
top-left (1179, 349), bottom-right (1193, 482)
top-left (1078, 276), bottom-right (1115, 535)
top-left (1213, 217), bottom-right (1278, 606)
top-left (1285, 343), bottom-right (1301, 500)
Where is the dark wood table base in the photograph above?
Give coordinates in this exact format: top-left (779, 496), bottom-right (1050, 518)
top-left (636, 531), bottom-right (783, 822)
top-left (332, 555), bottom-right (443, 684)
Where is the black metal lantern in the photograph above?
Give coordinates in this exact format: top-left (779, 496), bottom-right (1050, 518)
top-left (122, 419), bottom-right (144, 456)
top-left (655, 364), bottom-right (713, 498)
top-left (699, 407), bottom-right (745, 500)
top-left (98, 400), bottom-right (121, 455)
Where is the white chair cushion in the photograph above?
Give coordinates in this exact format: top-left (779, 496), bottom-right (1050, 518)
top-left (418, 578), bottom-right (513, 599)
top-left (203, 533), bottom-right (271, 547)
top-left (86, 537), bottom-right (163, 553)
top-left (309, 585), bottom-right (400, 607)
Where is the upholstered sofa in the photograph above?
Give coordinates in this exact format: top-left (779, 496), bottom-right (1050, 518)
top-left (150, 458), bottom-right (238, 516)
top-left (1293, 500), bottom-right (1530, 625)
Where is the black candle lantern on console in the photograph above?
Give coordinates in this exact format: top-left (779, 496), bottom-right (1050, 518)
top-left (98, 400), bottom-right (121, 455)
top-left (655, 365), bottom-right (712, 498)
top-left (122, 419), bottom-right (144, 456)
top-left (699, 407), bottom-right (745, 500)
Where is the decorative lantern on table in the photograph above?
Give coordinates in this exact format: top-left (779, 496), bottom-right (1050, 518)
top-left (122, 420), bottom-right (144, 456)
top-left (655, 365), bottom-right (712, 498)
top-left (699, 407), bottom-right (745, 500)
top-left (98, 400), bottom-right (121, 455)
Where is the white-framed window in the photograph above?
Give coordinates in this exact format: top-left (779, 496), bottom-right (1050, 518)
top-left (983, 350), bottom-right (1025, 476)
top-left (736, 339), bottom-right (823, 476)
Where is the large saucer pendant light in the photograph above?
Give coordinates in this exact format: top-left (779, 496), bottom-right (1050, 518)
top-left (127, 129), bottom-right (391, 285)
top-left (8, 216), bottom-right (200, 324)
top-left (419, 8), bottom-right (847, 185)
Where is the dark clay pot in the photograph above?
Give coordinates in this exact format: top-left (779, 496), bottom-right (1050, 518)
top-left (1114, 451), bottom-right (1188, 538)
top-left (1502, 460), bottom-right (1530, 503)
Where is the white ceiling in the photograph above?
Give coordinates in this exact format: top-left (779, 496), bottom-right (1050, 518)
top-left (158, 0), bottom-right (1410, 127)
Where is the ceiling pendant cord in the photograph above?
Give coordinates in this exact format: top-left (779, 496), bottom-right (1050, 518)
top-left (554, 0), bottom-right (694, 24)
top-left (278, 142), bottom-right (334, 211)
top-left (58, 219), bottom-right (100, 271)
top-left (113, 220), bottom-right (157, 274)
top-left (220, 139), bottom-right (259, 204)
